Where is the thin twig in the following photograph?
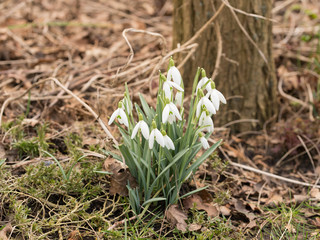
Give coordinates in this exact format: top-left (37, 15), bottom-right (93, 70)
top-left (297, 135), bottom-right (315, 172)
top-left (278, 77), bottom-right (310, 108)
top-left (229, 161), bottom-right (320, 189)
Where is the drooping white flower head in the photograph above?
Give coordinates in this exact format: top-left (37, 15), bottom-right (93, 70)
top-left (196, 77), bottom-right (210, 93)
top-left (163, 79), bottom-right (184, 99)
top-left (163, 134), bottom-right (175, 150)
top-left (199, 111), bottom-right (214, 132)
top-left (196, 96), bottom-right (216, 117)
top-left (131, 113), bottom-right (149, 140)
top-left (206, 81), bottom-right (226, 111)
top-left (149, 121), bottom-right (165, 149)
top-left (162, 100), bottom-right (182, 124)
top-left (108, 101), bottom-right (129, 127)
top-left (175, 91), bottom-right (183, 107)
top-left (167, 66), bottom-right (182, 86)
top-left (199, 133), bottom-right (210, 149)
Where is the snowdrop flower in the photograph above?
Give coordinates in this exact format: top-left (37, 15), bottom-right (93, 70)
top-left (162, 100), bottom-right (182, 124)
top-left (175, 91), bottom-right (183, 107)
top-left (108, 101), bottom-right (128, 127)
top-left (196, 77), bottom-right (210, 93)
top-left (199, 111), bottom-right (214, 132)
top-left (131, 113), bottom-right (149, 140)
top-left (163, 78), bottom-right (184, 99)
top-left (199, 133), bottom-right (210, 149)
top-left (162, 131), bottom-right (175, 150)
top-left (149, 121), bottom-right (165, 149)
top-left (196, 96), bottom-right (216, 117)
top-left (167, 66), bottom-right (182, 86)
top-left (167, 57), bottom-right (182, 86)
top-left (206, 81), bottom-right (226, 111)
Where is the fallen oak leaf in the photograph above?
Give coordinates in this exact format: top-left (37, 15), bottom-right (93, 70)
top-left (233, 199), bottom-right (256, 222)
top-left (165, 204), bottom-right (188, 232)
top-left (188, 223), bottom-right (202, 231)
top-left (183, 193), bottom-right (219, 218)
top-left (103, 157), bottom-right (137, 196)
top-left (310, 188), bottom-right (320, 200)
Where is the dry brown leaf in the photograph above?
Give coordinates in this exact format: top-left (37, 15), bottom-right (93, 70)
top-left (310, 188), bottom-right (320, 200)
top-left (311, 217), bottom-right (320, 228)
top-left (183, 193), bottom-right (219, 218)
top-left (188, 223), bottom-right (202, 231)
top-left (103, 157), bottom-right (137, 196)
top-left (165, 205), bottom-right (188, 232)
top-left (246, 220), bottom-right (257, 229)
top-left (219, 205), bottom-right (231, 216)
top-left (234, 200), bottom-right (255, 221)
top-left (67, 230), bottom-right (81, 240)
top-left (293, 194), bottom-right (308, 203)
top-left (266, 194), bottom-right (283, 206)
top-left (0, 223), bottom-right (12, 240)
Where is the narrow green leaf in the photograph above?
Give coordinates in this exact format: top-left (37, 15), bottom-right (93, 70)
top-left (142, 197), bottom-right (166, 207)
top-left (179, 186), bottom-right (209, 199)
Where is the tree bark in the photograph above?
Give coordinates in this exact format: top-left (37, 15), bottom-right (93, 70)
top-left (173, 0), bottom-right (277, 131)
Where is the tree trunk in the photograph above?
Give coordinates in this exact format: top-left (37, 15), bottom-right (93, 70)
top-left (172, 0), bottom-right (277, 131)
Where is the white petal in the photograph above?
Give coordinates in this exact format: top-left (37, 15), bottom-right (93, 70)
top-left (210, 91), bottom-right (220, 111)
top-left (140, 121), bottom-right (150, 139)
top-left (108, 109), bottom-right (119, 125)
top-left (169, 102), bottom-right (181, 120)
top-left (149, 130), bottom-right (155, 149)
top-left (169, 81), bottom-right (184, 92)
top-left (175, 91), bottom-right (183, 107)
top-left (119, 108), bottom-right (129, 127)
top-left (131, 122), bottom-right (140, 139)
top-left (216, 89), bottom-right (227, 104)
top-left (170, 66), bottom-right (182, 85)
top-left (199, 111), bottom-right (206, 126)
top-left (162, 105), bottom-right (170, 124)
top-left (200, 137), bottom-right (210, 149)
top-left (206, 81), bottom-right (212, 92)
top-left (168, 113), bottom-right (175, 124)
top-left (196, 77), bottom-right (208, 92)
top-left (203, 97), bottom-right (216, 115)
top-left (203, 116), bottom-right (214, 132)
top-left (163, 81), bottom-right (172, 99)
top-left (164, 135), bottom-right (175, 150)
top-left (155, 129), bottom-right (165, 147)
top-left (196, 100), bottom-right (202, 118)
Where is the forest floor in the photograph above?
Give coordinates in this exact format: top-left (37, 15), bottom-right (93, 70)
top-left (0, 0), bottom-right (320, 239)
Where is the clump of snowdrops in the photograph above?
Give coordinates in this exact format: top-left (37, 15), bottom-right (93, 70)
top-left (108, 58), bottom-right (226, 214)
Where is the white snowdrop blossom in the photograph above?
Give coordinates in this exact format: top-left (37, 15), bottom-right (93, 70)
top-left (163, 79), bottom-right (184, 99)
top-left (149, 123), bottom-right (165, 149)
top-left (196, 77), bottom-right (210, 93)
top-left (108, 103), bottom-right (128, 127)
top-left (175, 91), bottom-right (183, 107)
top-left (200, 136), bottom-right (210, 149)
top-left (162, 101), bottom-right (182, 124)
top-left (163, 134), bottom-right (175, 150)
top-left (206, 83), bottom-right (226, 111)
top-left (199, 111), bottom-right (214, 132)
top-left (131, 120), bottom-right (149, 140)
top-left (196, 96), bottom-right (216, 117)
top-left (167, 66), bottom-right (182, 86)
